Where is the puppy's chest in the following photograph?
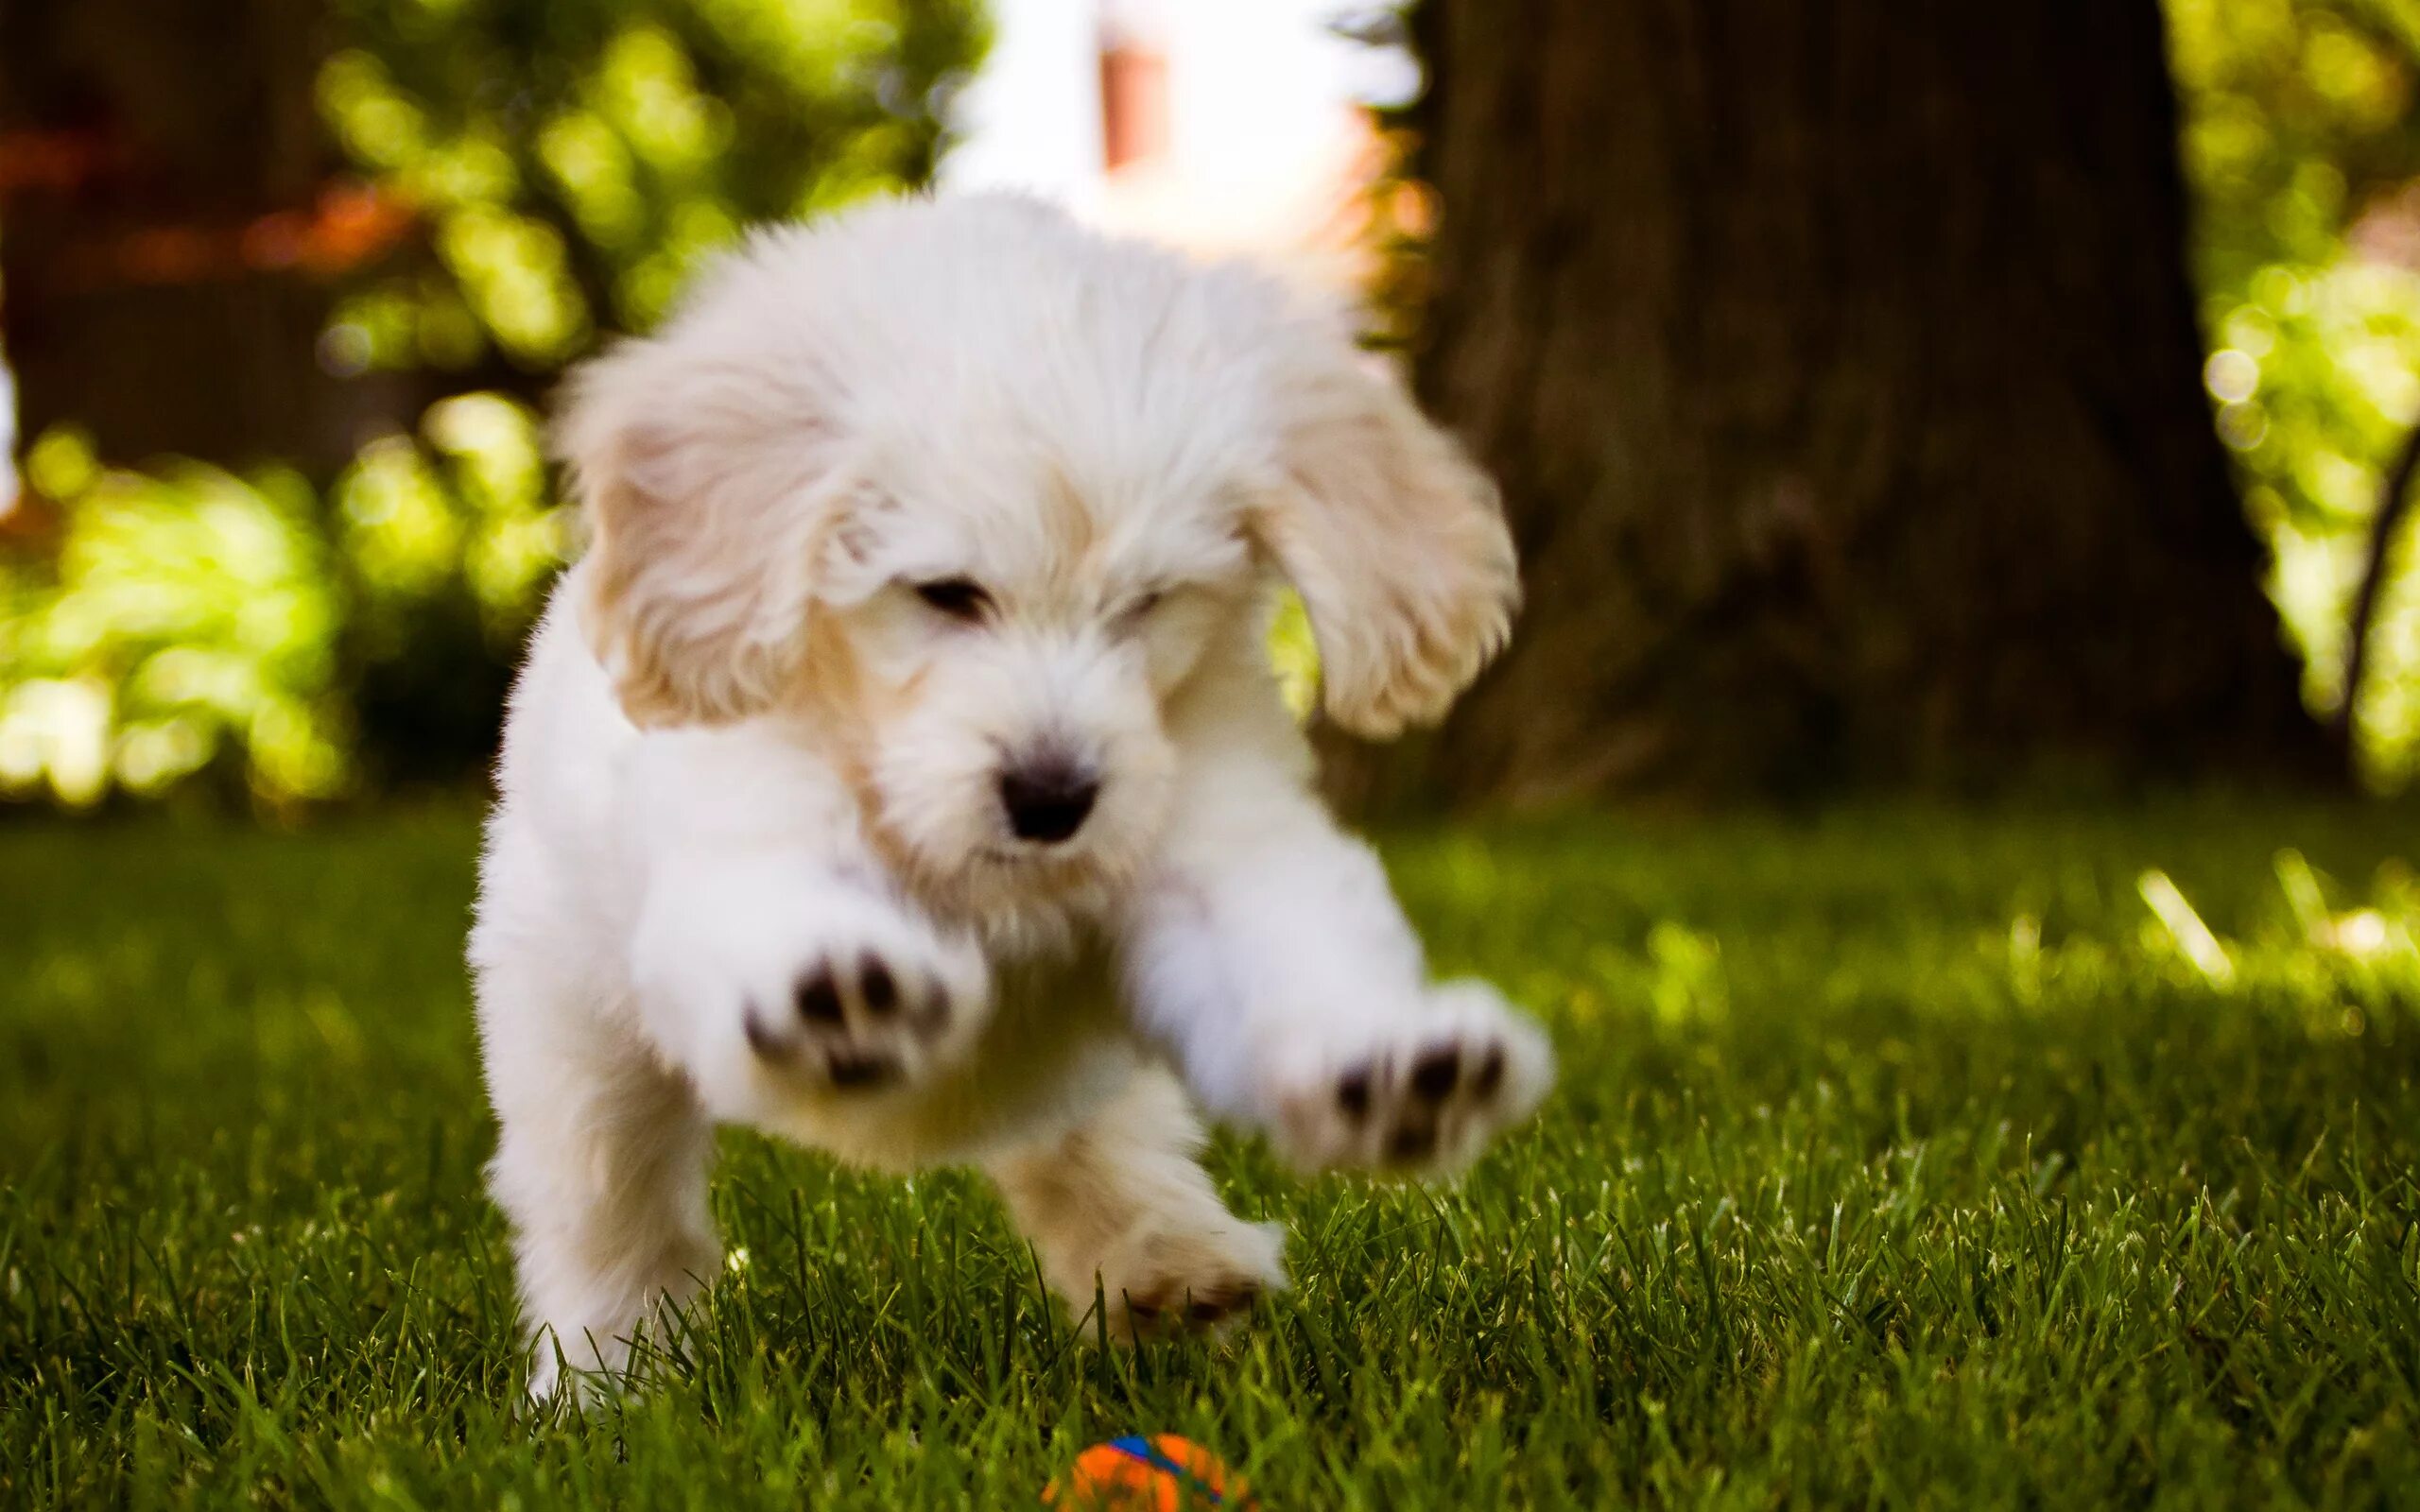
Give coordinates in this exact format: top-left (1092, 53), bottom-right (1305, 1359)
top-left (804, 937), bottom-right (1139, 1170)
top-left (980, 940), bottom-right (1127, 1067)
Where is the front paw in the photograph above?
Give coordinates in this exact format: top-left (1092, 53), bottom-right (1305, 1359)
top-left (638, 884), bottom-right (991, 1115)
top-left (1103, 1216), bottom-right (1287, 1342)
top-left (1268, 980), bottom-right (1553, 1177)
top-left (737, 915), bottom-right (987, 1094)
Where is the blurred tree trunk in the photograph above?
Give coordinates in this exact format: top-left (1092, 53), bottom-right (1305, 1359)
top-left (0, 0), bottom-right (401, 478)
top-left (1362, 0), bottom-right (2333, 805)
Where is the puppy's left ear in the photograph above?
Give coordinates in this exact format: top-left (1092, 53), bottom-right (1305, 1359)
top-left (1253, 352), bottom-right (1520, 739)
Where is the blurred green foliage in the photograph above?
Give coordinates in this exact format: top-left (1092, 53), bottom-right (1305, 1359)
top-left (2169, 0), bottom-right (2420, 787)
top-left (0, 433), bottom-right (346, 809)
top-left (0, 0), bottom-right (984, 810)
top-left (9, 3), bottom-right (2420, 806)
top-left (319, 0), bottom-right (985, 374)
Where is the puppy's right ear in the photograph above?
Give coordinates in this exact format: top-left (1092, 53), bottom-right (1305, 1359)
top-left (556, 338), bottom-right (856, 728)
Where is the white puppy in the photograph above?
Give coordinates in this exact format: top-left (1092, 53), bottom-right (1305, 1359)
top-left (470, 195), bottom-right (1553, 1402)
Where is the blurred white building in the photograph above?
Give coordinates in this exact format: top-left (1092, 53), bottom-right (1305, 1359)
top-left (942, 0), bottom-right (1412, 284)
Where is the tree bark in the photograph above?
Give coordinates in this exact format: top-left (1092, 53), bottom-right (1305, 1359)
top-left (2333, 420), bottom-right (2420, 761)
top-left (1366, 0), bottom-right (2333, 806)
top-left (0, 0), bottom-right (407, 478)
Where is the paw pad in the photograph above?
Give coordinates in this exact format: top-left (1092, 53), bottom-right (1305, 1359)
top-left (1123, 1280), bottom-right (1264, 1332)
top-left (1409, 1046), bottom-right (1461, 1100)
top-left (825, 1048), bottom-right (899, 1089)
top-left (1332, 1035), bottom-right (1512, 1169)
top-left (795, 970), bottom-right (844, 1024)
top-left (1336, 1068), bottom-right (1372, 1120)
top-left (1275, 989), bottom-right (1551, 1177)
top-left (858, 957), bottom-right (897, 1015)
top-left (744, 940), bottom-right (967, 1095)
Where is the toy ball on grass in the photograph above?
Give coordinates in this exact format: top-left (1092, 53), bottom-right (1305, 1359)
top-left (1044, 1435), bottom-right (1256, 1509)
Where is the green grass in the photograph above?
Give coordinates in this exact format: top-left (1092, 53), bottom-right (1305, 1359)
top-left (5, 800), bottom-right (2419, 1509)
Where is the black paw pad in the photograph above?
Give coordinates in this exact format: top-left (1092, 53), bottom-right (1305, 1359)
top-left (858, 955), bottom-right (898, 1016)
top-left (1388, 1119), bottom-right (1439, 1163)
top-left (825, 1049), bottom-right (898, 1090)
top-left (1337, 1068), bottom-right (1373, 1121)
top-left (795, 969), bottom-right (844, 1024)
top-left (1187, 1285), bottom-right (1256, 1324)
top-left (1409, 1047), bottom-right (1461, 1101)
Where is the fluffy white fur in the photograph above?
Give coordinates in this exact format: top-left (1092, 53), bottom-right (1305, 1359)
top-left (470, 195), bottom-right (1553, 1403)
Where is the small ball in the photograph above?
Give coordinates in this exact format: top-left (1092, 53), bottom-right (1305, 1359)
top-left (1045, 1435), bottom-right (1256, 1510)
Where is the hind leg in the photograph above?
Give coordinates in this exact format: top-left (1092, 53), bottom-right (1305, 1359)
top-left (986, 1069), bottom-right (1285, 1342)
top-left (475, 924), bottom-right (720, 1406)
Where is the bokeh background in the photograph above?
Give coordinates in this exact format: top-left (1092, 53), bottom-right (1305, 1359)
top-left (5, 0), bottom-right (2419, 815)
top-left (9, 9), bottom-right (2420, 1507)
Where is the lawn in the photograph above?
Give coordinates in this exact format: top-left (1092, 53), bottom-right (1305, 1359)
top-left (4, 799), bottom-right (2418, 1509)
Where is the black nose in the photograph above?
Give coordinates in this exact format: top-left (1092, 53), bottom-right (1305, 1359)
top-left (998, 763), bottom-right (1098, 845)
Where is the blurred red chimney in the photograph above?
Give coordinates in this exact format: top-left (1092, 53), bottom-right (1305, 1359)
top-left (1098, 12), bottom-right (1169, 173)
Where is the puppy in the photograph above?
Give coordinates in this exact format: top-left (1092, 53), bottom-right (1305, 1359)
top-left (470, 195), bottom-right (1553, 1403)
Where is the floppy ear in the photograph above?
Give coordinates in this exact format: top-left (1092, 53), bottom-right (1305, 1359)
top-left (555, 338), bottom-right (857, 728)
top-left (1253, 354), bottom-right (1520, 739)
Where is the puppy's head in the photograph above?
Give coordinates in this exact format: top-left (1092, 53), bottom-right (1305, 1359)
top-left (560, 196), bottom-right (1516, 916)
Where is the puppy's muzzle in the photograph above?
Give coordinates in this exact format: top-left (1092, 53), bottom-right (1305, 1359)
top-left (997, 758), bottom-right (1098, 845)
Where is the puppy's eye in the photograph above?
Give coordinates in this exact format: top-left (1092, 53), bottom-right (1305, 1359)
top-left (912, 577), bottom-right (992, 622)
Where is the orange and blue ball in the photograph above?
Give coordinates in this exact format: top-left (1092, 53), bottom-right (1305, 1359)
top-left (1044, 1435), bottom-right (1256, 1510)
